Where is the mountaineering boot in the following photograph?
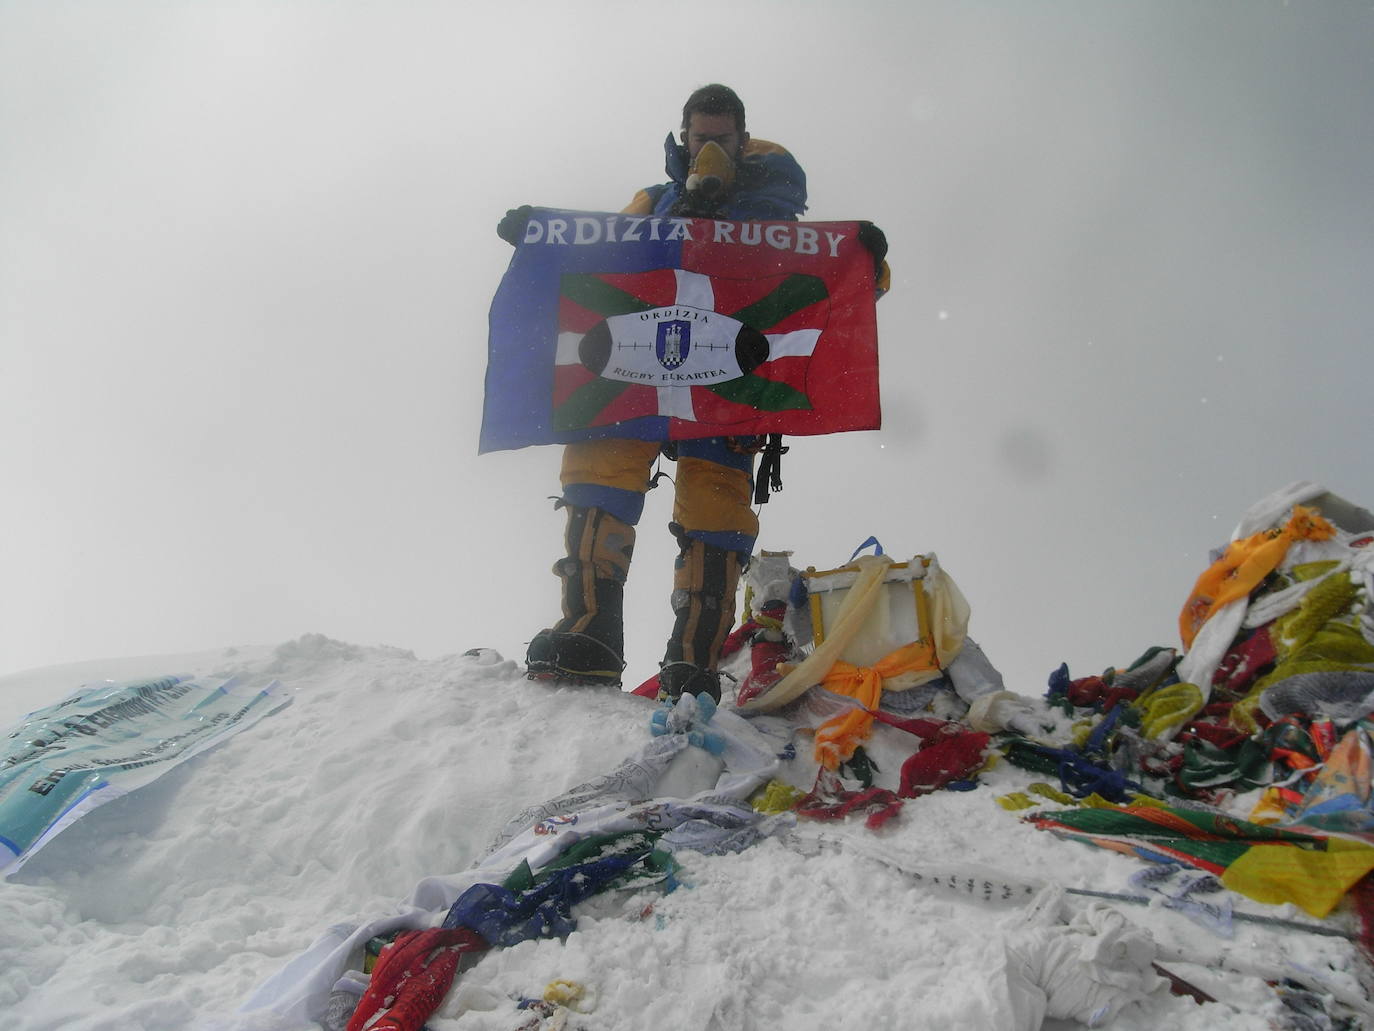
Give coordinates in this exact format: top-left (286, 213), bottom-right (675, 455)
top-left (657, 526), bottom-right (742, 703)
top-left (526, 505), bottom-right (634, 685)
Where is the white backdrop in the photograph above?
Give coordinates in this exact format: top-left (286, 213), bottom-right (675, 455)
top-left (3, 1), bottom-right (1370, 696)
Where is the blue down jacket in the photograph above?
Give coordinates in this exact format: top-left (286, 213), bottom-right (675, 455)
top-left (642, 133), bottom-right (808, 222)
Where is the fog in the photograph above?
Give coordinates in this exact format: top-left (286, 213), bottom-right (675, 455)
top-left (2, 1), bottom-right (1370, 696)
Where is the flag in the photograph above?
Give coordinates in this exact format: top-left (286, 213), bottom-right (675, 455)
top-left (480, 208), bottom-right (880, 453)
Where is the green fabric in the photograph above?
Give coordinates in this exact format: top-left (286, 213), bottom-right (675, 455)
top-left (1029, 803), bottom-right (1330, 875)
top-left (728, 274), bottom-right (828, 330)
top-left (500, 831), bottom-right (671, 896)
top-left (553, 377), bottom-right (631, 432)
top-left (841, 746), bottom-right (879, 789)
top-left (1275, 573), bottom-right (1359, 658)
top-left (1049, 694), bottom-right (1075, 717)
top-left (1178, 715), bottom-right (1334, 794)
top-left (1253, 624), bottom-right (1374, 697)
top-left (1289, 560), bottom-right (1341, 583)
top-left (533, 831), bottom-right (662, 882)
top-left (1125, 645), bottom-right (1175, 672)
top-left (502, 859), bottom-right (536, 893)
top-left (706, 374), bottom-right (812, 412)
top-left (1177, 737), bottom-right (1273, 792)
top-left (1265, 718), bottom-right (1324, 765)
top-left (560, 274), bottom-right (657, 317)
top-left (1000, 738), bottom-right (1065, 777)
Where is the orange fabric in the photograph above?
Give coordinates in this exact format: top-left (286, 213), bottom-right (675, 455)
top-left (673, 456), bottom-right (758, 538)
top-left (742, 137), bottom-right (791, 159)
top-left (814, 639), bottom-right (940, 769)
top-left (560, 438), bottom-right (661, 495)
top-left (1179, 506), bottom-right (1336, 649)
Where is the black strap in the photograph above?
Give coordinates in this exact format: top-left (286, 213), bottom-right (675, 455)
top-left (753, 434), bottom-right (789, 505)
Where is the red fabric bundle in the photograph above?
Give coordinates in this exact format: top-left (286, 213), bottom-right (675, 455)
top-left (1181, 722), bottom-right (1250, 751)
top-left (735, 637), bottom-right (792, 706)
top-left (1212, 625), bottom-right (1277, 693)
top-left (795, 767), bottom-right (904, 831)
top-left (347, 927), bottom-right (488, 1031)
top-left (898, 731), bottom-right (990, 798)
top-left (720, 619), bottom-right (762, 661)
top-left (1067, 675), bottom-right (1109, 708)
top-left (1100, 686), bottom-right (1140, 713)
top-left (868, 711), bottom-right (960, 742)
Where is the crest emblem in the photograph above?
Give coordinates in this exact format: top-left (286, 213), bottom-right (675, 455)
top-left (656, 320), bottom-right (692, 369)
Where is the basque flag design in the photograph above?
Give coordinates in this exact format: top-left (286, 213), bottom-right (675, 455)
top-left (480, 207), bottom-right (880, 453)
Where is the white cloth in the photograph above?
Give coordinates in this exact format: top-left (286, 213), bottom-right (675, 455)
top-left (946, 638), bottom-right (1006, 703)
top-left (236, 696), bottom-right (784, 1026)
top-left (238, 793), bottom-right (790, 1026)
top-left (1241, 564), bottom-right (1343, 630)
top-left (966, 691), bottom-right (1049, 738)
top-left (1184, 519), bottom-right (1372, 702)
top-left (1231, 480), bottom-right (1326, 540)
top-left (1174, 596), bottom-right (1246, 707)
top-left (988, 887), bottom-right (1165, 1030)
top-left (1361, 553), bottom-right (1374, 648)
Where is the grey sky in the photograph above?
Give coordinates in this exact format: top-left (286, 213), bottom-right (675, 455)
top-left (2, 1), bottom-right (1370, 696)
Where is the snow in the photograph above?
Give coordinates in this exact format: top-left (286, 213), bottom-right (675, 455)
top-left (0, 634), bottom-right (1366, 1030)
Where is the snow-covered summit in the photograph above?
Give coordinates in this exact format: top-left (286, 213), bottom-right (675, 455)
top-left (0, 635), bottom-right (1362, 1029)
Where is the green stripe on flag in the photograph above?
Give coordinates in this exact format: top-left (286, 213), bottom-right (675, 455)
top-left (707, 375), bottom-right (812, 412)
top-left (553, 378), bottom-right (632, 431)
top-left (561, 275), bottom-right (657, 317)
top-left (729, 274), bottom-right (828, 330)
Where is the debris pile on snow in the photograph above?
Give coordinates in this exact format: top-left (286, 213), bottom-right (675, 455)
top-left (2, 484), bottom-right (1372, 1029)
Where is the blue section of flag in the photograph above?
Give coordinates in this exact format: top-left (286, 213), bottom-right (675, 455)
top-left (482, 208), bottom-right (682, 453)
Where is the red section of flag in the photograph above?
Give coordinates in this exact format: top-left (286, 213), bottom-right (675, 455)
top-left (685, 357), bottom-right (812, 427)
top-left (684, 388), bottom-right (768, 428)
top-left (553, 363), bottom-right (597, 406)
top-left (707, 274), bottom-right (785, 320)
top-left (759, 355), bottom-right (812, 386)
top-left (676, 225), bottom-right (880, 437)
top-left (524, 217), bottom-right (880, 443)
top-left (597, 269), bottom-right (678, 307)
top-left (592, 384), bottom-right (658, 426)
top-left (558, 294), bottom-right (604, 336)
top-left (767, 303), bottom-right (830, 335)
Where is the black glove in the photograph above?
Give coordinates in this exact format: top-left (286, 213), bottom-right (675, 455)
top-left (856, 221), bottom-right (888, 267)
top-left (668, 190), bottom-right (727, 218)
top-left (497, 205), bottom-right (533, 246)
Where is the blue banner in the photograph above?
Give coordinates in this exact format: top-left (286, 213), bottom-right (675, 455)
top-left (0, 675), bottom-right (287, 875)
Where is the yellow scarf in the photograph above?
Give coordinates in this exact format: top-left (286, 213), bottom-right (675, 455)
top-left (1179, 506), bottom-right (1335, 649)
top-left (814, 639), bottom-right (940, 769)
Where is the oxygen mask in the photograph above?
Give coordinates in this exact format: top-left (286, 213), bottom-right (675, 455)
top-left (684, 140), bottom-right (736, 200)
